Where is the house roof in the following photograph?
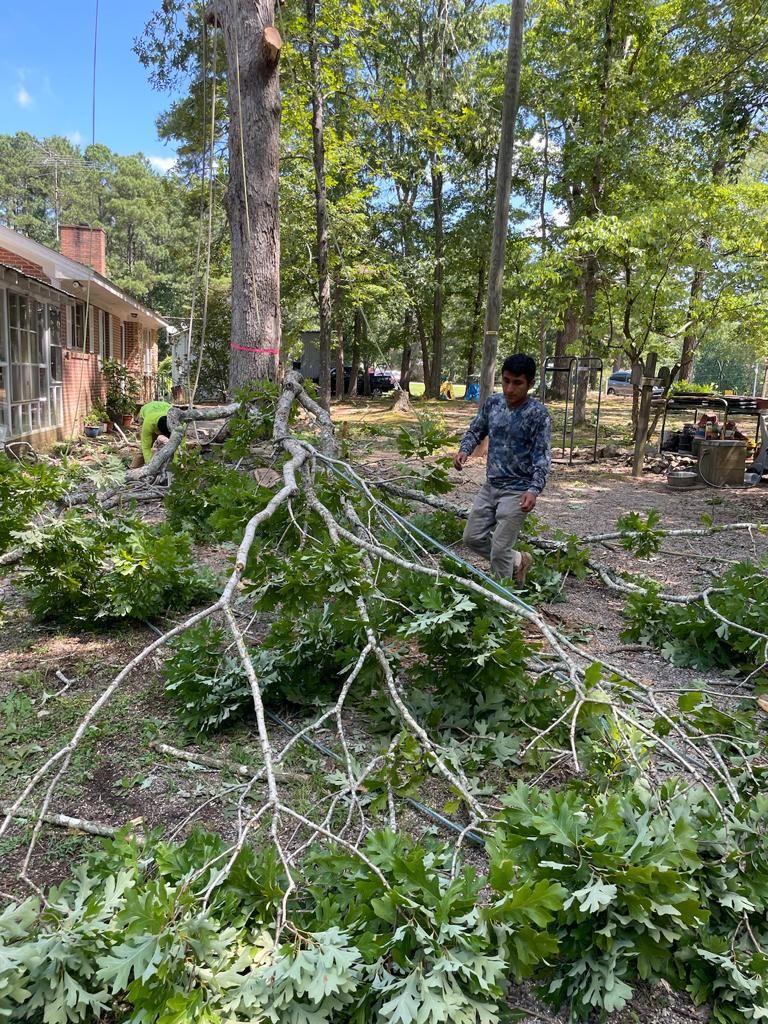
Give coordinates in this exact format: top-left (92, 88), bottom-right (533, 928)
top-left (0, 225), bottom-right (174, 333)
top-left (0, 261), bottom-right (76, 300)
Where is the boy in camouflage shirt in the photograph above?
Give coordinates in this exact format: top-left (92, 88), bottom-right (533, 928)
top-left (453, 353), bottom-right (551, 583)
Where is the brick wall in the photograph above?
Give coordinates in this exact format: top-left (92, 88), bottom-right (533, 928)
top-left (62, 350), bottom-right (105, 438)
top-left (0, 248), bottom-right (50, 284)
top-left (59, 225), bottom-right (107, 277)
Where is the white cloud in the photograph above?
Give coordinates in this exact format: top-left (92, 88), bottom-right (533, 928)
top-left (67, 131), bottom-right (83, 146)
top-left (148, 155), bottom-right (177, 174)
top-left (16, 85), bottom-right (33, 108)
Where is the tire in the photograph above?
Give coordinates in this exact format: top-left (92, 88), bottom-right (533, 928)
top-left (607, 388), bottom-right (616, 395)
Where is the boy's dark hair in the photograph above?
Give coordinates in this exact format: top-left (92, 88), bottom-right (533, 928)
top-left (501, 353), bottom-right (536, 383)
top-left (157, 416), bottom-right (171, 439)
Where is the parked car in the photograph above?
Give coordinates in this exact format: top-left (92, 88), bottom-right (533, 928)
top-left (305, 366), bottom-right (397, 396)
top-left (606, 370), bottom-right (663, 398)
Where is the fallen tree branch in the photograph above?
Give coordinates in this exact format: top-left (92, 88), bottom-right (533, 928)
top-left (148, 741), bottom-right (309, 782)
top-left (2, 806), bottom-right (121, 839)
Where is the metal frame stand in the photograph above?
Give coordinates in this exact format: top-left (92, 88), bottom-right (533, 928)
top-left (543, 356), bottom-right (604, 465)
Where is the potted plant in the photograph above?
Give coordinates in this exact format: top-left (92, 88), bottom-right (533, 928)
top-left (102, 359), bottom-right (142, 428)
top-left (83, 409), bottom-right (105, 438)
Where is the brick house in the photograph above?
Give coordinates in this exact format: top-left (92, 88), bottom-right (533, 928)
top-left (0, 223), bottom-right (172, 446)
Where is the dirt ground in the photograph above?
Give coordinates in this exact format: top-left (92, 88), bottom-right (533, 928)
top-left (1, 393), bottom-right (766, 1023)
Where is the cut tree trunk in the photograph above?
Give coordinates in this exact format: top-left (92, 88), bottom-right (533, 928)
top-left (210, 0), bottom-right (282, 393)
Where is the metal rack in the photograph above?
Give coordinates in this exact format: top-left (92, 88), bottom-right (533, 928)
top-left (654, 393), bottom-right (768, 483)
top-left (543, 356), bottom-right (604, 465)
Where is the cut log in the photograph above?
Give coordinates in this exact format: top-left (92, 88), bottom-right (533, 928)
top-left (263, 26), bottom-right (283, 64)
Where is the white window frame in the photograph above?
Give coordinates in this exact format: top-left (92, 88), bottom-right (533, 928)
top-left (99, 309), bottom-right (107, 360)
top-left (0, 286), bottom-right (9, 436)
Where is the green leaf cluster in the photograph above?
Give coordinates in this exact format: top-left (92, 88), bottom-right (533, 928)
top-left (164, 620), bottom-right (259, 733)
top-left (15, 510), bottom-right (217, 625)
top-left (0, 826), bottom-right (562, 1023)
top-left (489, 777), bottom-right (768, 1020)
top-left (616, 509), bottom-right (664, 558)
top-left (0, 457), bottom-right (68, 554)
top-left (622, 558), bottom-right (768, 678)
top-left (165, 449), bottom-right (287, 546)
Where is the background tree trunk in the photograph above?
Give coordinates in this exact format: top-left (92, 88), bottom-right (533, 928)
top-left (307, 0), bottom-right (332, 410)
top-left (348, 309), bottom-right (362, 396)
top-left (400, 308), bottom-right (414, 390)
top-left (428, 164), bottom-right (444, 398)
top-left (680, 263), bottom-right (707, 381)
top-left (465, 255), bottom-right (487, 388)
top-left (210, 0), bottom-right (282, 392)
top-left (479, 0), bottom-right (526, 406)
top-left (334, 326), bottom-right (345, 401)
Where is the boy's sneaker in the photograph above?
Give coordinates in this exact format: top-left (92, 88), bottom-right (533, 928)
top-left (514, 551), bottom-right (533, 586)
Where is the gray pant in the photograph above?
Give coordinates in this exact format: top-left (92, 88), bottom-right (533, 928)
top-left (463, 482), bottom-right (528, 579)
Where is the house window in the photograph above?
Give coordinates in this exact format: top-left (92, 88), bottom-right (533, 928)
top-left (71, 301), bottom-right (96, 353)
top-left (49, 306), bottom-right (63, 429)
top-left (8, 292), bottom-right (48, 434)
top-left (6, 291), bottom-right (65, 436)
top-left (0, 288), bottom-right (8, 433)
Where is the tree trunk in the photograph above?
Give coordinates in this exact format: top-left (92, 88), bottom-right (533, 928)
top-left (334, 326), bottom-right (344, 401)
top-left (537, 112), bottom-right (549, 401)
top-left (211, 0), bottom-right (282, 392)
top-left (306, 0), bottom-right (332, 410)
top-left (348, 309), bottom-right (362, 396)
top-left (680, 263), bottom-right (707, 382)
top-left (415, 306), bottom-right (431, 389)
top-left (550, 306), bottom-right (577, 400)
top-left (465, 255), bottom-right (487, 388)
top-left (479, 0), bottom-right (526, 406)
top-left (401, 308), bottom-right (414, 390)
top-left (573, 255), bottom-right (598, 425)
top-left (538, 319), bottom-right (548, 401)
top-left (427, 163), bottom-right (444, 399)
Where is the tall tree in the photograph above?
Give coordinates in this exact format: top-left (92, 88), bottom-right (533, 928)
top-left (479, 0), bottom-right (526, 406)
top-left (305, 0), bottom-right (333, 409)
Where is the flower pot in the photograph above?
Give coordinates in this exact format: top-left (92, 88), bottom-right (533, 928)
top-left (104, 421), bottom-right (114, 434)
top-left (121, 414), bottom-right (134, 428)
top-left (84, 425), bottom-right (103, 438)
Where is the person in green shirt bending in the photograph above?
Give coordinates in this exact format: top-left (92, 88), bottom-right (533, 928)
top-left (130, 401), bottom-right (172, 469)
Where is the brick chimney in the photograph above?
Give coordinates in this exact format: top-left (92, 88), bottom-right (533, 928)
top-left (59, 224), bottom-right (107, 277)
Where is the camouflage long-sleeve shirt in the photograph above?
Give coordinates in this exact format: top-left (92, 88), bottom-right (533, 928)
top-left (459, 395), bottom-right (551, 494)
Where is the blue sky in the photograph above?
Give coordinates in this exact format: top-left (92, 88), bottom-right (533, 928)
top-left (0, 0), bottom-right (181, 171)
